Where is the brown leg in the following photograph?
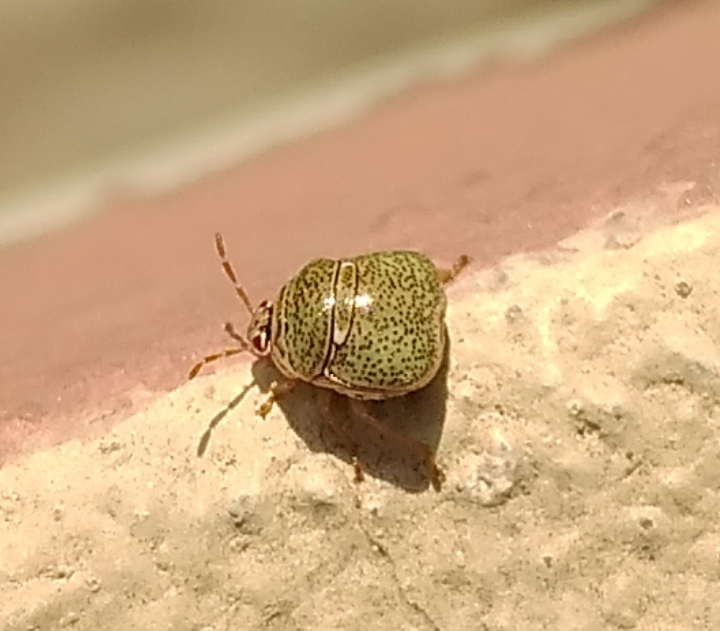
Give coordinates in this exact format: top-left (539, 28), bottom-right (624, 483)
top-left (257, 380), bottom-right (296, 418)
top-left (188, 344), bottom-right (250, 379)
top-left (316, 389), bottom-right (365, 483)
top-left (348, 399), bottom-right (445, 491)
top-left (436, 254), bottom-right (471, 286)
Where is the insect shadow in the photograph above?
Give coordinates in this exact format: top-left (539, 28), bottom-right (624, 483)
top-left (249, 329), bottom-right (452, 492)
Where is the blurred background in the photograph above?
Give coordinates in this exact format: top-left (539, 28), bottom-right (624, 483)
top-left (0, 0), bottom-right (664, 247)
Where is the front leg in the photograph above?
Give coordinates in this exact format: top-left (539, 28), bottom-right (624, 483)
top-left (257, 380), bottom-right (296, 418)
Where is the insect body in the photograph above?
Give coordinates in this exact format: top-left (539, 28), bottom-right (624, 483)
top-left (256, 250), bottom-right (449, 399)
top-left (190, 233), bottom-right (469, 489)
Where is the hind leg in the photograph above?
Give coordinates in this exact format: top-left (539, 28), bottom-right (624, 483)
top-left (436, 254), bottom-right (471, 286)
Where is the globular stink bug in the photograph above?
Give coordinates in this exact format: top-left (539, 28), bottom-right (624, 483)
top-left (189, 233), bottom-right (469, 489)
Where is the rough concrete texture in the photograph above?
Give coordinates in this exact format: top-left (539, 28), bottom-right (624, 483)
top-left (2, 0), bottom-right (720, 467)
top-left (3, 202), bottom-right (720, 630)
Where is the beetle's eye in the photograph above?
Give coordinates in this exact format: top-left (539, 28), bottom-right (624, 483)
top-left (251, 329), bottom-right (270, 355)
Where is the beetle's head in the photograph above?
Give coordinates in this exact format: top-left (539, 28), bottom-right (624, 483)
top-left (247, 300), bottom-right (273, 357)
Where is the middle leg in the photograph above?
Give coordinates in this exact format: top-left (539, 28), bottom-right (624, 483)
top-left (348, 399), bottom-right (445, 491)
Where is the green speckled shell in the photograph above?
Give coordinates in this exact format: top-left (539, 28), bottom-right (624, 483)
top-left (270, 251), bottom-right (447, 400)
top-left (270, 257), bottom-right (335, 379)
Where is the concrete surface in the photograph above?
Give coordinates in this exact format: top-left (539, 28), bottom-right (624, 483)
top-left (1, 2), bottom-right (720, 629)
